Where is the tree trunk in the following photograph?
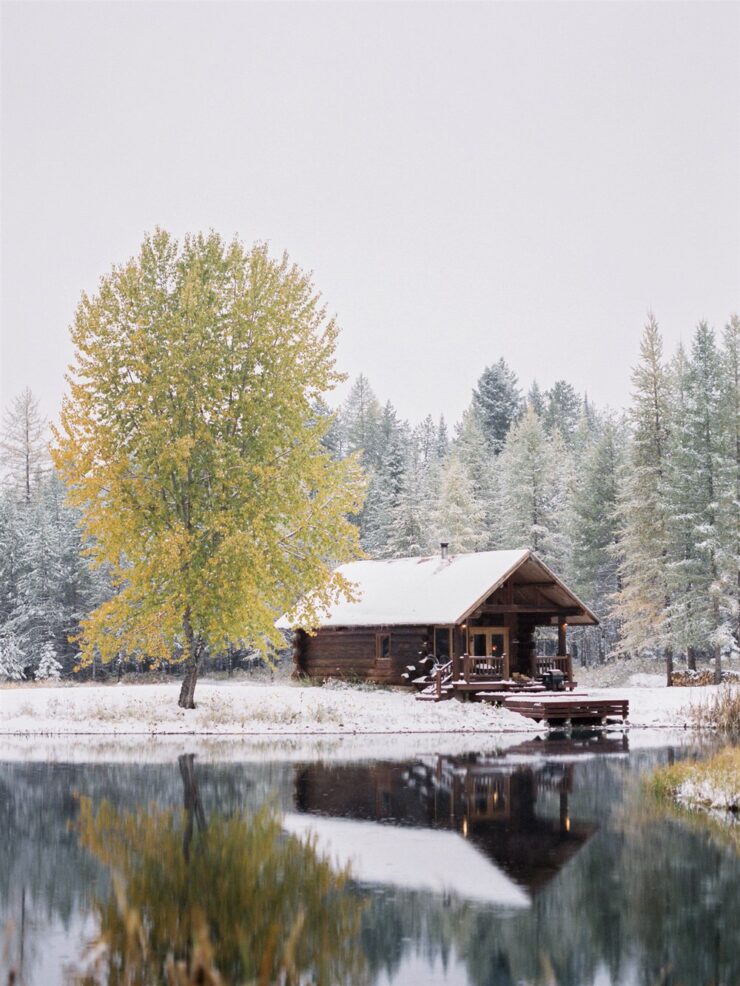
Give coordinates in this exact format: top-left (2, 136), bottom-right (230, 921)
top-left (714, 643), bottom-right (722, 685)
top-left (687, 646), bottom-right (697, 672)
top-left (665, 647), bottom-right (673, 687)
top-left (178, 663), bottom-right (198, 708)
top-left (178, 608), bottom-right (201, 709)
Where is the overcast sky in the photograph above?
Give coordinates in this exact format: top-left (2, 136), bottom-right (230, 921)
top-left (2, 1), bottom-right (739, 429)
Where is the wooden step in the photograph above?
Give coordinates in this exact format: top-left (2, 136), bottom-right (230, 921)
top-left (415, 686), bottom-right (455, 702)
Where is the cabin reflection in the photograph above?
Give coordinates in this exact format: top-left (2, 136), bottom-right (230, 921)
top-left (294, 734), bottom-right (626, 900)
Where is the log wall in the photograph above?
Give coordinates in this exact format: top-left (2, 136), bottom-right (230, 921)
top-left (295, 625), bottom-right (430, 684)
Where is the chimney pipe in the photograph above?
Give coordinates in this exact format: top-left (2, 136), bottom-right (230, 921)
top-left (440, 542), bottom-right (449, 560)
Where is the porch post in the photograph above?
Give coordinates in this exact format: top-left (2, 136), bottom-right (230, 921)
top-left (558, 620), bottom-right (573, 683)
top-left (557, 620), bottom-right (567, 656)
top-left (452, 626), bottom-right (464, 681)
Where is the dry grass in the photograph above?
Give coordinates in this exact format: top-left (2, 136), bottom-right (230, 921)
top-left (650, 747), bottom-right (739, 803)
top-left (688, 685), bottom-right (740, 735)
top-left (648, 747), bottom-right (740, 854)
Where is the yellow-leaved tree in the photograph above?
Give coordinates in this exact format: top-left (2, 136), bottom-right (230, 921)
top-left (52, 230), bottom-right (365, 707)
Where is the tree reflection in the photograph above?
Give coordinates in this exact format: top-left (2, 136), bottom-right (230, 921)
top-left (70, 755), bottom-right (367, 986)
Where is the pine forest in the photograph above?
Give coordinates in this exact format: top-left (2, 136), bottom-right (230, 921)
top-left (1, 314), bottom-right (738, 681)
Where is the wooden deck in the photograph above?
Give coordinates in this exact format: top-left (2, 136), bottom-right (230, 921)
top-left (502, 694), bottom-right (629, 726)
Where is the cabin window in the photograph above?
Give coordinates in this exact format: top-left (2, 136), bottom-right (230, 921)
top-left (434, 627), bottom-right (451, 660)
top-left (376, 633), bottom-right (391, 661)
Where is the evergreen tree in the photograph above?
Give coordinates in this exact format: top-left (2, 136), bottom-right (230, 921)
top-left (453, 409), bottom-right (497, 547)
top-left (342, 374), bottom-right (383, 468)
top-left (664, 344), bottom-right (702, 662)
top-left (436, 416), bottom-right (449, 459)
top-left (360, 404), bottom-right (408, 557)
top-left (414, 415), bottom-right (438, 467)
top-left (471, 359), bottom-right (524, 453)
top-left (10, 479), bottom-right (60, 660)
top-left (385, 449), bottom-right (435, 557)
top-left (0, 493), bottom-right (22, 625)
top-left (543, 380), bottom-right (582, 444)
top-left (615, 315), bottom-right (673, 673)
top-left (359, 471), bottom-right (390, 557)
top-left (35, 641), bottom-right (62, 681)
top-left (527, 380), bottom-right (545, 416)
top-left (681, 323), bottom-right (726, 678)
top-left (0, 632), bottom-right (25, 681)
top-left (569, 412), bottom-right (627, 658)
top-left (432, 454), bottom-right (487, 553)
top-left (0, 471), bottom-right (112, 675)
top-left (494, 407), bottom-right (571, 573)
top-left (717, 315), bottom-right (740, 654)
top-left (572, 400), bottom-right (601, 450)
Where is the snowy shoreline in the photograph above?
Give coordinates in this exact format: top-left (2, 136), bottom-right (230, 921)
top-left (0, 678), bottom-right (725, 738)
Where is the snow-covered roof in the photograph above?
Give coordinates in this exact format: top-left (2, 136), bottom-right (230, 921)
top-left (276, 548), bottom-right (598, 629)
top-left (282, 812), bottom-right (531, 908)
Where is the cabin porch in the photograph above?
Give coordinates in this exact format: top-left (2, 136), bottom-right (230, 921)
top-left (423, 553), bottom-right (587, 684)
top-left (414, 560), bottom-right (581, 698)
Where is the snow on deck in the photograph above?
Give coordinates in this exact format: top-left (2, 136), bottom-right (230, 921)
top-left (282, 812), bottom-right (531, 907)
top-left (277, 549), bottom-right (529, 628)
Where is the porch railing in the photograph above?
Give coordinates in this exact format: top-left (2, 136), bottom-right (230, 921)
top-left (454, 652), bottom-right (574, 684)
top-left (462, 653), bottom-right (509, 682)
top-left (434, 660), bottom-right (453, 699)
top-left (534, 654), bottom-right (573, 682)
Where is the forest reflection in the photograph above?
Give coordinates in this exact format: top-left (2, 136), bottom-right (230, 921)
top-left (68, 754), bottom-right (368, 986)
top-left (2, 738), bottom-right (740, 986)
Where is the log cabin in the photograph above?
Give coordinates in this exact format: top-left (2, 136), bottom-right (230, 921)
top-left (277, 546), bottom-right (598, 687)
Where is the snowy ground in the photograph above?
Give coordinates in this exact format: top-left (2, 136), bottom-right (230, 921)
top-left (0, 679), bottom-right (535, 736)
top-left (577, 656), bottom-right (740, 689)
top-left (676, 775), bottom-right (740, 814)
top-left (0, 677), bottom-right (728, 737)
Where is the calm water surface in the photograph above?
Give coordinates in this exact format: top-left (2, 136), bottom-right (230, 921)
top-left (1, 732), bottom-right (738, 986)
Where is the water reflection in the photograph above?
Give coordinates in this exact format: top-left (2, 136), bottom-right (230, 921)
top-left (68, 754), bottom-right (368, 986)
top-left (1, 734), bottom-right (739, 986)
top-left (293, 735), bottom-right (622, 902)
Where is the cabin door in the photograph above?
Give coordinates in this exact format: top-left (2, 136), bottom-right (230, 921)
top-left (467, 627), bottom-right (510, 677)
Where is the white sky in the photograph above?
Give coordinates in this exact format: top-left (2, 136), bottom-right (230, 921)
top-left (2, 1), bottom-right (739, 429)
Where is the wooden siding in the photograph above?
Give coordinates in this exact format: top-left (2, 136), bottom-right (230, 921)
top-left (297, 626), bottom-right (430, 684)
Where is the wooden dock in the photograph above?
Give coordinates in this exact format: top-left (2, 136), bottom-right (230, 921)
top-left (501, 694), bottom-right (629, 726)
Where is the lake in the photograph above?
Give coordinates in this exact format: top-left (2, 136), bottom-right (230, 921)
top-left (1, 731), bottom-right (738, 986)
